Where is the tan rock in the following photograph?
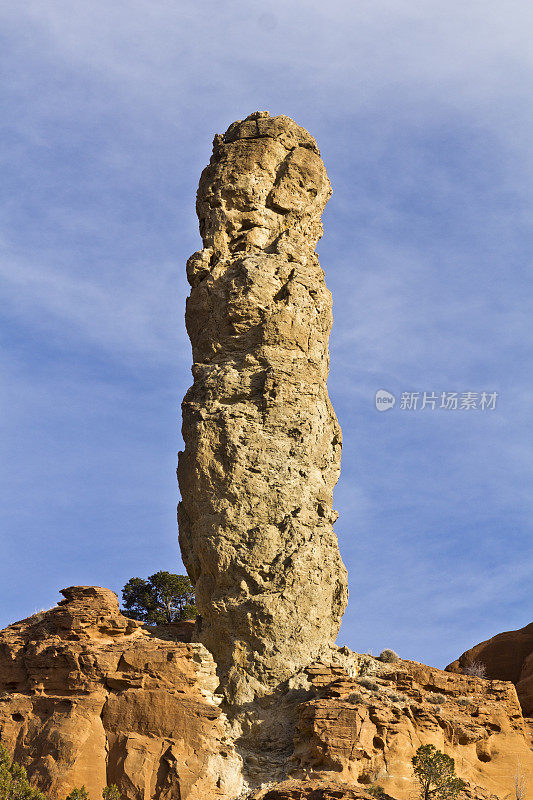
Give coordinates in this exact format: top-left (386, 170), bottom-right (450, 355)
top-left (290, 656), bottom-right (533, 800)
top-left (446, 621), bottom-right (533, 715)
top-left (251, 779), bottom-right (390, 800)
top-left (1, 591), bottom-right (532, 800)
top-left (0, 587), bottom-right (242, 800)
top-left (177, 111), bottom-right (348, 702)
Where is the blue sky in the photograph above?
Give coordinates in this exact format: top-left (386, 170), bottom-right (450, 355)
top-left (1, 0), bottom-right (532, 668)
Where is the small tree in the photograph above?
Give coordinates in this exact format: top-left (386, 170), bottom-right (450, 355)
top-left (0, 743), bottom-right (47, 800)
top-left (102, 787), bottom-right (121, 800)
top-left (122, 572), bottom-right (196, 624)
top-left (64, 790), bottom-right (89, 800)
top-left (412, 744), bottom-right (467, 800)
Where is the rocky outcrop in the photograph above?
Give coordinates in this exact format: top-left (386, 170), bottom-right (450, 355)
top-left (0, 587), bottom-right (242, 800)
top-left (1, 591), bottom-right (532, 800)
top-left (251, 781), bottom-right (390, 800)
top-left (446, 621), bottom-right (533, 716)
top-left (177, 111), bottom-right (348, 702)
top-left (291, 656), bottom-right (533, 800)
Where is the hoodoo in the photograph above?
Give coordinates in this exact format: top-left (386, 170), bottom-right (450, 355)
top-left (1, 113), bottom-right (533, 800)
top-left (177, 111), bottom-right (348, 700)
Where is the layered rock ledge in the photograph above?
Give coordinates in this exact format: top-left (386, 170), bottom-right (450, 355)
top-left (0, 587), bottom-right (242, 800)
top-left (1, 589), bottom-right (532, 800)
top-left (447, 621), bottom-right (533, 716)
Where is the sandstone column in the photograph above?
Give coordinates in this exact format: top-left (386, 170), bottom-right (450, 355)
top-left (177, 111), bottom-right (348, 702)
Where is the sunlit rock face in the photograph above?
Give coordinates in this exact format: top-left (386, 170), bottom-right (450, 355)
top-left (0, 587), bottom-right (242, 800)
top-left (177, 111), bottom-right (348, 702)
top-left (447, 621), bottom-right (533, 715)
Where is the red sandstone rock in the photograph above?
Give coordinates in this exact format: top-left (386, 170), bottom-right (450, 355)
top-left (446, 622), bottom-right (533, 715)
top-left (290, 657), bottom-right (533, 800)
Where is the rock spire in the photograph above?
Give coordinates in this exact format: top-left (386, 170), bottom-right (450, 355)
top-left (177, 111), bottom-right (348, 701)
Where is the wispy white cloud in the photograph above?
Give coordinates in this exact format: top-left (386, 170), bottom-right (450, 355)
top-left (0, 237), bottom-right (191, 366)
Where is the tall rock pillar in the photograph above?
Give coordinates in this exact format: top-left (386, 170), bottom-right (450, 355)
top-left (178, 112), bottom-right (348, 702)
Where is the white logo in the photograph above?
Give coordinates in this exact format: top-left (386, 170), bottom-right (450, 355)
top-left (375, 389), bottom-right (396, 411)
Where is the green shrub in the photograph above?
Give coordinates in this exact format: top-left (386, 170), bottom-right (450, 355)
top-left (0, 743), bottom-right (123, 800)
top-left (64, 784), bottom-right (121, 800)
top-left (64, 790), bottom-right (89, 800)
top-left (0, 743), bottom-right (47, 800)
top-left (388, 692), bottom-right (408, 703)
top-left (426, 692), bottom-right (446, 704)
top-left (358, 677), bottom-right (379, 691)
top-left (102, 787), bottom-right (121, 800)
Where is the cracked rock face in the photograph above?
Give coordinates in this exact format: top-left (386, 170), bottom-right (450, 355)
top-left (0, 587), bottom-right (242, 800)
top-left (177, 112), bottom-right (348, 701)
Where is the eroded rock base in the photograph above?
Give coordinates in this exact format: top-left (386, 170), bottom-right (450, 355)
top-left (1, 589), bottom-right (532, 800)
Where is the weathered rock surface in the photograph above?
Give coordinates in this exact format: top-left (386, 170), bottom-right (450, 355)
top-left (0, 587), bottom-right (242, 800)
top-left (177, 111), bottom-right (348, 701)
top-left (1, 591), bottom-right (532, 800)
top-left (446, 621), bottom-right (533, 716)
top-left (251, 780), bottom-right (391, 800)
top-left (291, 656), bottom-right (533, 800)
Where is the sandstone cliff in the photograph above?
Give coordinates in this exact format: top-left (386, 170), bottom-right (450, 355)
top-left (1, 591), bottom-right (532, 800)
top-left (447, 621), bottom-right (533, 716)
top-left (294, 656), bottom-right (533, 800)
top-left (0, 587), bottom-right (242, 800)
top-left (177, 111), bottom-right (348, 702)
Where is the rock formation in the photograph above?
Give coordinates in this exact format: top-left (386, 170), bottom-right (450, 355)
top-left (251, 782), bottom-right (394, 800)
top-left (177, 111), bottom-right (348, 701)
top-left (1, 591), bottom-right (532, 800)
top-left (447, 621), bottom-right (533, 716)
top-left (0, 587), bottom-right (242, 800)
top-left (293, 657), bottom-right (533, 800)
top-left (3, 113), bottom-right (532, 800)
